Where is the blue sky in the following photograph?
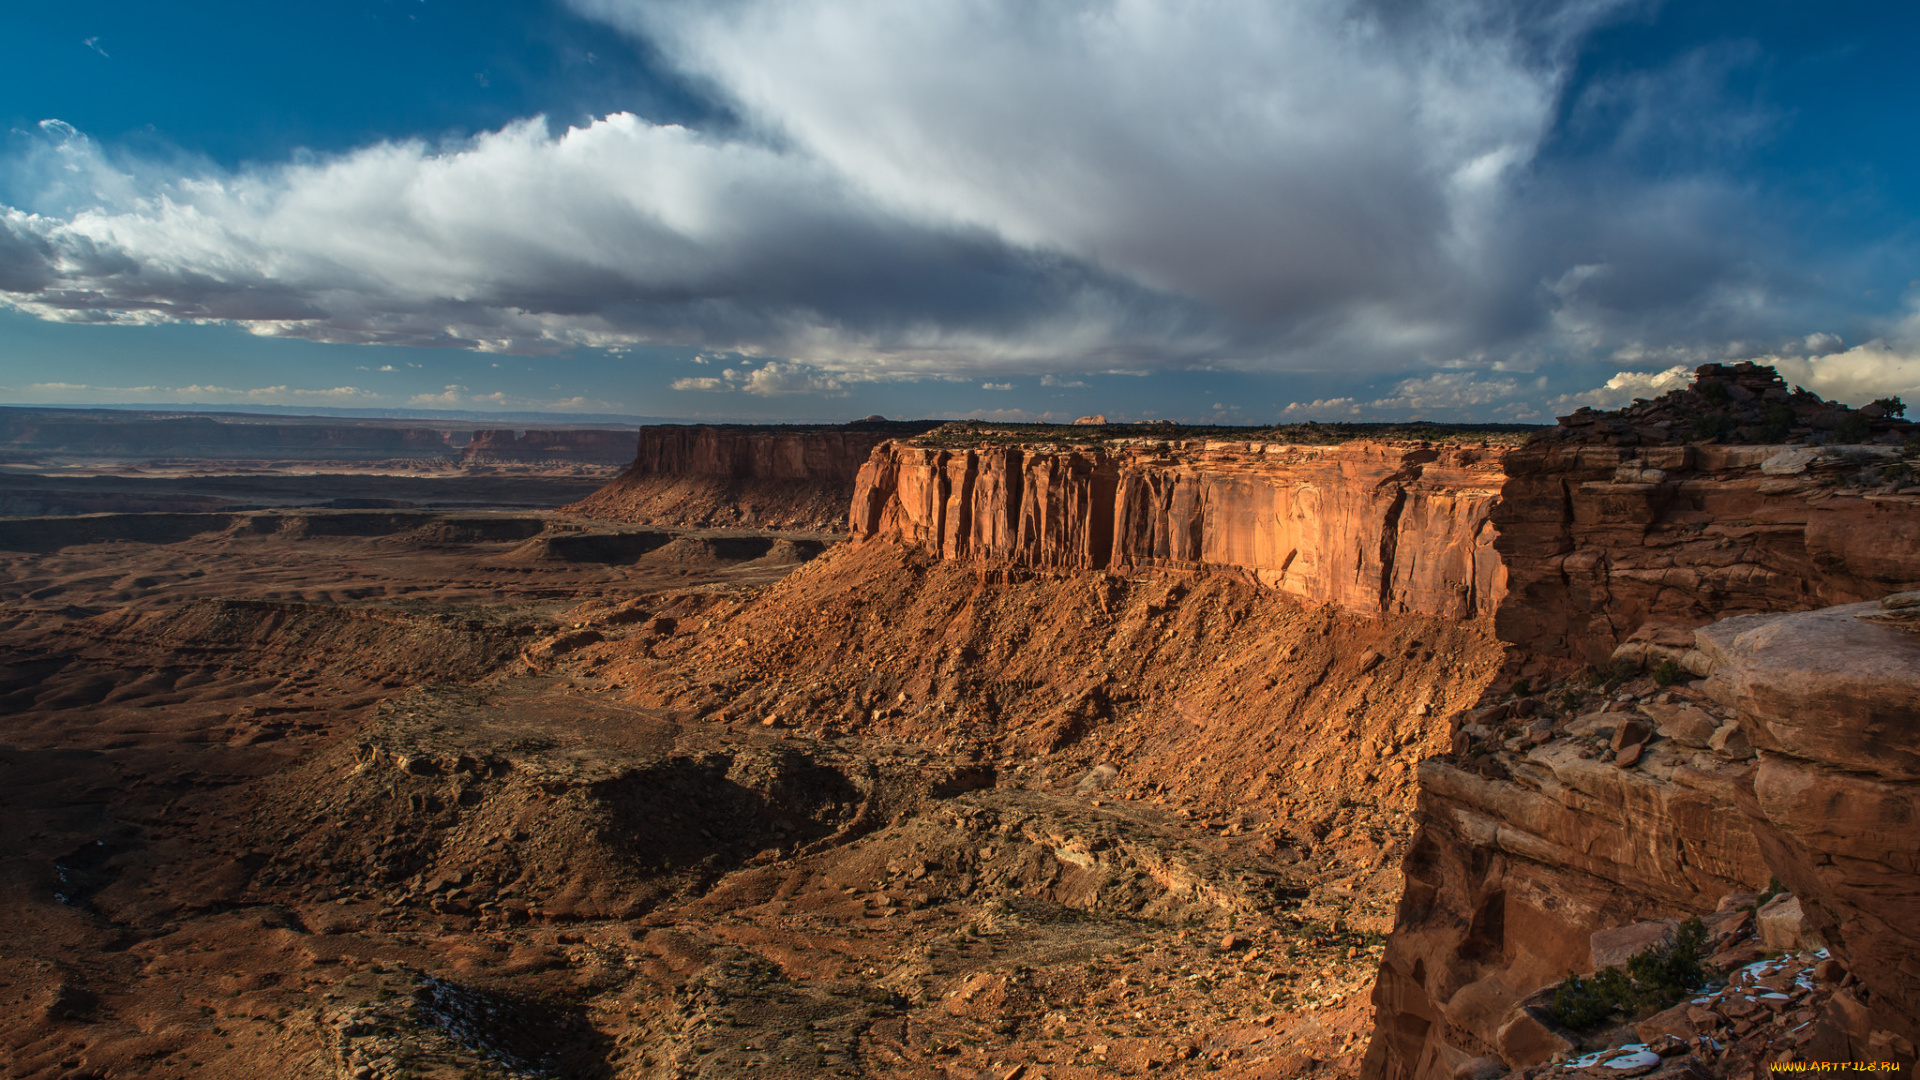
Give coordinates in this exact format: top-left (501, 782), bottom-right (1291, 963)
top-left (2, 0), bottom-right (1918, 423)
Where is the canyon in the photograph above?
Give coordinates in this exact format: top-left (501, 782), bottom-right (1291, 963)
top-left (2, 366), bottom-right (1916, 1079)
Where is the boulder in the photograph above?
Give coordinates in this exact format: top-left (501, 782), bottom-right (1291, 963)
top-left (1496, 1007), bottom-right (1576, 1065)
top-left (1756, 894), bottom-right (1813, 952)
top-left (1642, 703), bottom-right (1719, 749)
top-left (1590, 920), bottom-right (1678, 969)
top-left (1610, 718), bottom-right (1653, 753)
top-left (1451, 1055), bottom-right (1509, 1080)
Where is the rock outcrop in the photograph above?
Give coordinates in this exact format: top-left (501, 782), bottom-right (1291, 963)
top-left (567, 421), bottom-right (940, 530)
top-left (1495, 363), bottom-right (1919, 665)
top-left (1364, 598), bottom-right (1920, 1078)
top-left (851, 440), bottom-right (1509, 620)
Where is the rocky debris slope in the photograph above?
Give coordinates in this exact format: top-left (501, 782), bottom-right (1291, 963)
top-left (1364, 594), bottom-right (1920, 1080)
top-left (1495, 364), bottom-right (1920, 666)
top-left (566, 421), bottom-right (941, 530)
top-left (607, 540), bottom-right (1506, 827)
top-left (852, 438), bottom-right (1510, 620)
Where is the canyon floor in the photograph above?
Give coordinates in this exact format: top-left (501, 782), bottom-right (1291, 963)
top-left (0, 503), bottom-right (1483, 1080)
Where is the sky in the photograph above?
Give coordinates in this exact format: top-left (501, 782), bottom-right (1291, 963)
top-left (2, 0), bottom-right (1919, 425)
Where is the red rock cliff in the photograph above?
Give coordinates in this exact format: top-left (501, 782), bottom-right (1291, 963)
top-left (851, 439), bottom-right (1509, 620)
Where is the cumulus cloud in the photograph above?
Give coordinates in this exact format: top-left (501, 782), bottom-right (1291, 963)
top-left (670, 360), bottom-right (846, 395)
top-left (1040, 374), bottom-right (1088, 388)
top-left (1763, 342), bottom-right (1920, 407)
top-left (0, 0), bottom-right (1879, 386)
top-left (1281, 397), bottom-right (1361, 418)
top-left (1369, 371), bottom-right (1544, 415)
top-left (1550, 364), bottom-right (1692, 411)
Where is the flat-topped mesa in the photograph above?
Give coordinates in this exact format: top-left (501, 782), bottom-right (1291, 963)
top-left (567, 420), bottom-right (942, 529)
top-left (456, 429), bottom-right (637, 467)
top-left (851, 438), bottom-right (1509, 620)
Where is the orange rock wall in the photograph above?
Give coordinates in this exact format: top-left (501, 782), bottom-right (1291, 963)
top-left (1494, 443), bottom-right (1920, 665)
top-left (851, 441), bottom-right (1509, 620)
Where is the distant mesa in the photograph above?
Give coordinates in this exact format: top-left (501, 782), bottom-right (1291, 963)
top-left (861, 414), bottom-right (887, 423)
top-left (1071, 414), bottom-right (1107, 425)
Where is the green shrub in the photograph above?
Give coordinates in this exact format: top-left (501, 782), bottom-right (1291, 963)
top-left (1508, 678), bottom-right (1531, 697)
top-left (1837, 413), bottom-right (1872, 443)
top-left (1608, 657), bottom-right (1640, 682)
top-left (1697, 381), bottom-right (1730, 403)
top-left (1690, 412), bottom-right (1734, 440)
top-left (1547, 917), bottom-right (1710, 1030)
top-left (1764, 405), bottom-right (1796, 441)
top-left (1651, 659), bottom-right (1682, 687)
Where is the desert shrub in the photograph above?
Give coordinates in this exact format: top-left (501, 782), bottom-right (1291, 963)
top-left (1689, 412), bottom-right (1734, 440)
top-left (1837, 413), bottom-right (1872, 443)
top-left (1651, 659), bottom-right (1683, 687)
top-left (1697, 381), bottom-right (1730, 403)
top-left (1608, 657), bottom-right (1640, 681)
top-left (1508, 678), bottom-right (1531, 697)
top-left (1873, 395), bottom-right (1906, 418)
top-left (1764, 405), bottom-right (1797, 441)
top-left (1548, 917), bottom-right (1710, 1030)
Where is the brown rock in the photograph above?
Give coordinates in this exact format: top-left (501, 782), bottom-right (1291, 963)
top-left (1590, 920), bottom-right (1678, 969)
top-left (1756, 894), bottom-right (1811, 951)
top-left (1496, 1008), bottom-right (1576, 1066)
top-left (1614, 742), bottom-right (1643, 768)
top-left (1452, 1055), bottom-right (1508, 1080)
top-left (1634, 1003), bottom-right (1699, 1043)
top-left (1610, 718), bottom-right (1653, 752)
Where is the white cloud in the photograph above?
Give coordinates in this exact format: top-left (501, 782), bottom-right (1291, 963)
top-left (1281, 397), bottom-right (1361, 418)
top-left (1370, 371), bottom-right (1541, 413)
top-left (1764, 342), bottom-right (1920, 408)
top-left (981, 382), bottom-right (1013, 391)
top-left (1549, 364), bottom-right (1692, 411)
top-left (1040, 374), bottom-right (1088, 387)
top-left (671, 376), bottom-right (728, 392)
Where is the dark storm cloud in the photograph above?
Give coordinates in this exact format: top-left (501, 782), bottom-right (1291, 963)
top-left (0, 0), bottom-right (1908, 393)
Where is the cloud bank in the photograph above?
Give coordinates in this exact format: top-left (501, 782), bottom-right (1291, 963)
top-left (0, 0), bottom-right (1907, 394)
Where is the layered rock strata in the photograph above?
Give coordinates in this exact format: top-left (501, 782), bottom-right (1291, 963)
top-left (1496, 363), bottom-right (1919, 665)
top-left (851, 440), bottom-right (1509, 620)
top-left (568, 421), bottom-right (940, 529)
top-left (456, 429), bottom-right (637, 466)
top-left (1364, 599), bottom-right (1920, 1079)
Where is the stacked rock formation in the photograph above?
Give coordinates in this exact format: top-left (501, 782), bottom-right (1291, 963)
top-left (1539, 362), bottom-right (1911, 448)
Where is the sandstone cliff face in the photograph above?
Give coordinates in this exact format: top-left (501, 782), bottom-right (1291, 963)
top-left (851, 440), bottom-right (1509, 620)
top-left (457, 429), bottom-right (636, 466)
top-left (1494, 442), bottom-right (1920, 666)
top-left (1698, 604), bottom-right (1920, 1050)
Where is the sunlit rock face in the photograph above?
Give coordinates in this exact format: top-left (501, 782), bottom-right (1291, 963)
top-left (852, 439), bottom-right (1508, 620)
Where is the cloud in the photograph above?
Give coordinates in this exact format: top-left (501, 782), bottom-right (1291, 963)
top-left (981, 382), bottom-right (1013, 391)
top-left (1763, 341), bottom-right (1920, 407)
top-left (671, 360), bottom-right (845, 395)
top-left (14, 382), bottom-right (373, 405)
top-left (1040, 374), bottom-right (1088, 388)
top-left (1549, 364), bottom-right (1692, 411)
top-left (1281, 397), bottom-right (1360, 418)
top-left (83, 36), bottom-right (109, 59)
top-left (1370, 371), bottom-right (1541, 413)
top-left (0, 0), bottom-right (1889, 385)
